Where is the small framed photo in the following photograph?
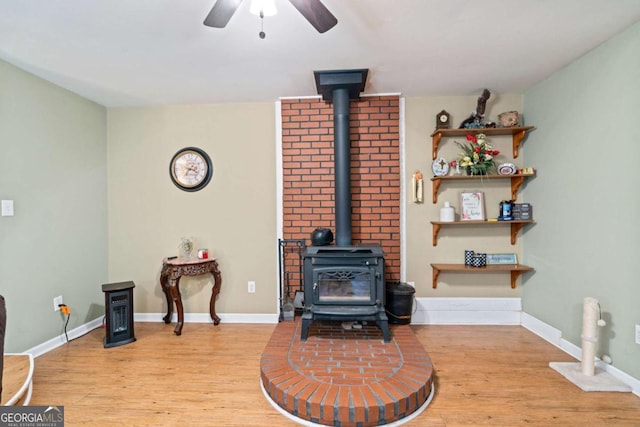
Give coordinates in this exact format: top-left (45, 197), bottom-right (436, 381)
top-left (486, 253), bottom-right (518, 265)
top-left (459, 191), bottom-right (485, 221)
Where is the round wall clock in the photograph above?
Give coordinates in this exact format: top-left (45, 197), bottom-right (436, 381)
top-left (169, 147), bottom-right (213, 192)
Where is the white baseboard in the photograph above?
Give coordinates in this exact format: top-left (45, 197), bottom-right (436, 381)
top-left (521, 312), bottom-right (580, 358)
top-left (522, 312), bottom-right (640, 397)
top-left (26, 317), bottom-right (103, 358)
top-left (134, 312), bottom-right (279, 324)
top-left (26, 313), bottom-right (277, 359)
top-left (29, 297), bottom-right (521, 359)
top-left (411, 297), bottom-right (522, 325)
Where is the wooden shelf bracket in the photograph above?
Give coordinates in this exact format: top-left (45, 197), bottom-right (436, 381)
top-left (431, 179), bottom-right (442, 204)
top-left (432, 223), bottom-right (442, 246)
top-left (432, 267), bottom-right (441, 289)
top-left (512, 129), bottom-right (527, 158)
top-left (510, 175), bottom-right (525, 201)
top-left (510, 222), bottom-right (526, 245)
top-left (432, 131), bottom-right (443, 159)
top-left (510, 270), bottom-right (525, 289)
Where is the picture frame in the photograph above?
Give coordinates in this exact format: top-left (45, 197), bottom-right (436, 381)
top-left (459, 191), bottom-right (485, 221)
top-left (486, 253), bottom-right (518, 265)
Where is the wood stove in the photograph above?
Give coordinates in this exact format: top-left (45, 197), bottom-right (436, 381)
top-left (301, 246), bottom-right (390, 342)
top-left (300, 69), bottom-right (390, 342)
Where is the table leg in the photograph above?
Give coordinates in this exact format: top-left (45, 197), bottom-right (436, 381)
top-left (160, 276), bottom-right (173, 324)
top-left (169, 278), bottom-right (184, 336)
top-left (209, 268), bottom-right (222, 325)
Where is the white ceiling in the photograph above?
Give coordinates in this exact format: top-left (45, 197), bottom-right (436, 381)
top-left (1, 0), bottom-right (639, 108)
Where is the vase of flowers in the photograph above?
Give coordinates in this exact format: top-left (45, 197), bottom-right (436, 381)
top-left (456, 133), bottom-right (500, 175)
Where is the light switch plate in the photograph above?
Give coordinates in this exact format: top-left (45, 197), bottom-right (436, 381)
top-left (1, 200), bottom-right (14, 217)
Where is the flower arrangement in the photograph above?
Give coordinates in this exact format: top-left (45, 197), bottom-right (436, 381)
top-left (456, 133), bottom-right (500, 175)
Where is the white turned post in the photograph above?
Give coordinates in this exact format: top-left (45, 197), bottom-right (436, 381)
top-left (581, 297), bottom-right (599, 376)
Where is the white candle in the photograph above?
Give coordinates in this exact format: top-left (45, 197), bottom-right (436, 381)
top-left (416, 178), bottom-right (423, 203)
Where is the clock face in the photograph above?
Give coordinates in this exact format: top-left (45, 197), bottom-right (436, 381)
top-left (436, 110), bottom-right (450, 129)
top-left (170, 147), bottom-right (213, 192)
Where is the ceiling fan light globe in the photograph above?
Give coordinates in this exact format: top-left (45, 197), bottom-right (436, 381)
top-left (250, 0), bottom-right (277, 16)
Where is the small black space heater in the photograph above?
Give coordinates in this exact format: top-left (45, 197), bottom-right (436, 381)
top-left (102, 281), bottom-right (136, 348)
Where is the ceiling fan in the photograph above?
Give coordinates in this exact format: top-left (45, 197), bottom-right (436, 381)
top-left (203, 0), bottom-right (338, 33)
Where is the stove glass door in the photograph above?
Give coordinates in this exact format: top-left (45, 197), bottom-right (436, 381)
top-left (314, 267), bottom-right (373, 304)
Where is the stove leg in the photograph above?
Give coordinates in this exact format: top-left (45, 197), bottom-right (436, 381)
top-left (378, 319), bottom-right (391, 343)
top-left (301, 315), bottom-right (312, 341)
top-left (377, 310), bottom-right (391, 342)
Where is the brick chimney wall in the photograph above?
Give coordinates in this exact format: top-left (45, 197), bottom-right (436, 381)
top-left (281, 95), bottom-right (401, 287)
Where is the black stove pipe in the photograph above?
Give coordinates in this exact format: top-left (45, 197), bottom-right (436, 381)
top-left (313, 69), bottom-right (368, 247)
top-left (333, 87), bottom-right (351, 246)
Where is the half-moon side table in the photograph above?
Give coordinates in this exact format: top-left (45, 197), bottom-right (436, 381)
top-left (160, 257), bottom-right (222, 335)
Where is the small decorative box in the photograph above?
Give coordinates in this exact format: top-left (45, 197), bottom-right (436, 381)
top-left (465, 250), bottom-right (475, 266)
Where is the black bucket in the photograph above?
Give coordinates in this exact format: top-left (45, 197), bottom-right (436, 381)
top-left (385, 281), bottom-right (415, 325)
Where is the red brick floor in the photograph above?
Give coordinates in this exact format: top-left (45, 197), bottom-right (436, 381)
top-left (260, 319), bottom-right (434, 426)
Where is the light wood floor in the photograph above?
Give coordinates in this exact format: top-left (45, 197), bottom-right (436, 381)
top-left (1, 354), bottom-right (32, 405)
top-left (29, 322), bottom-right (640, 426)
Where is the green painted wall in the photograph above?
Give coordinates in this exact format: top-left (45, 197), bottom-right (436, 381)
top-left (0, 60), bottom-right (107, 352)
top-left (523, 22), bottom-right (640, 379)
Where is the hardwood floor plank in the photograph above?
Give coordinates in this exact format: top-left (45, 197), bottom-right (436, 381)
top-left (28, 323), bottom-right (640, 426)
top-left (1, 354), bottom-right (32, 405)
top-left (412, 326), bottom-right (640, 426)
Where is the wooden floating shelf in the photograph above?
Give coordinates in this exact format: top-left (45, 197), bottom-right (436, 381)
top-left (430, 219), bottom-right (535, 246)
top-left (430, 173), bottom-right (535, 204)
top-left (431, 263), bottom-right (534, 289)
top-left (430, 126), bottom-right (535, 160)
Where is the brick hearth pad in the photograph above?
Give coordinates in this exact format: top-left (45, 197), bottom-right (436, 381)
top-left (260, 319), bottom-right (434, 426)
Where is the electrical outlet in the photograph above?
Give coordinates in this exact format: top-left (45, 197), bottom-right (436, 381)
top-left (248, 281), bottom-right (256, 293)
top-left (635, 324), bottom-right (640, 345)
top-left (53, 295), bottom-right (63, 311)
top-left (1, 200), bottom-right (14, 217)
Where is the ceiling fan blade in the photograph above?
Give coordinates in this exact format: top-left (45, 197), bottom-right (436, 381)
top-left (203, 0), bottom-right (244, 28)
top-left (288, 0), bottom-right (338, 33)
